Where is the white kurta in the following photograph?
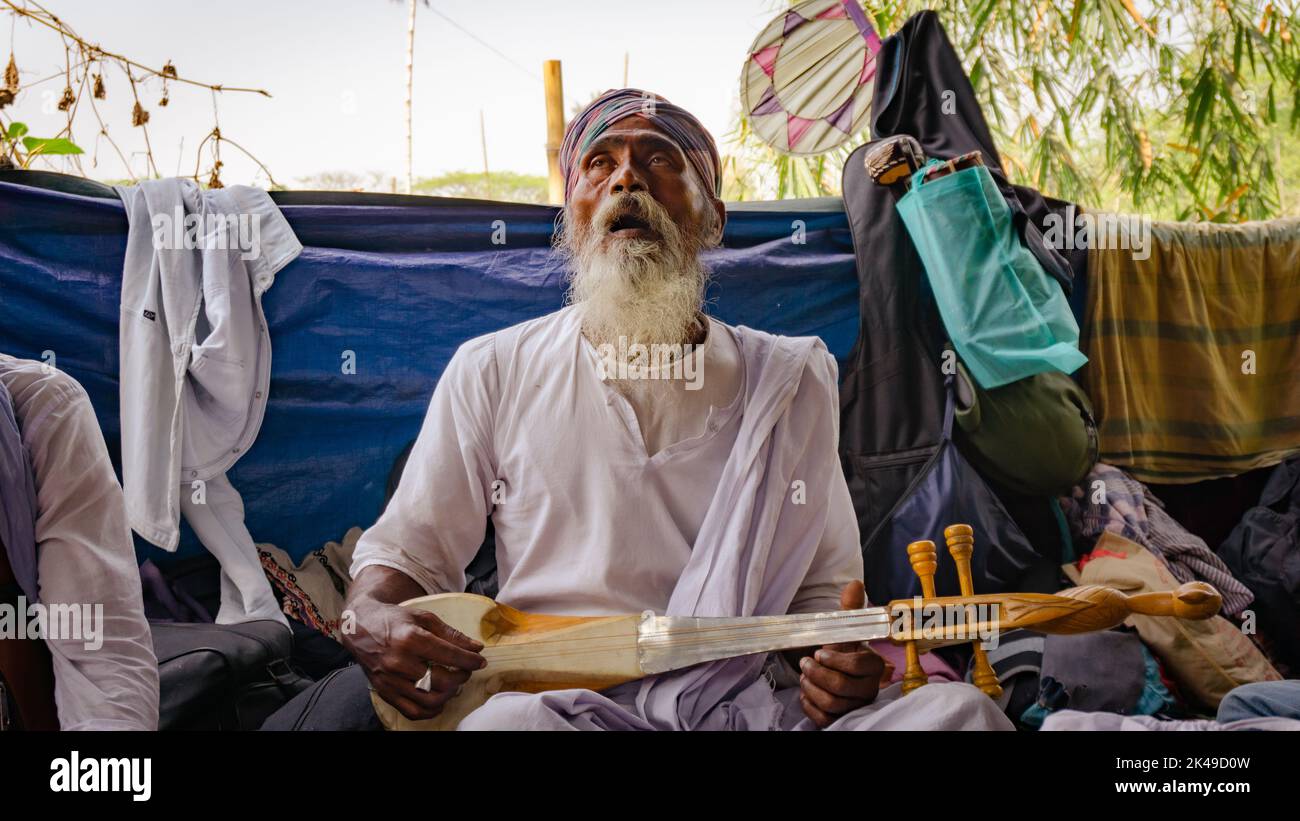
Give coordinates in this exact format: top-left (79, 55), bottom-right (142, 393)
top-left (602, 314), bottom-right (743, 457)
top-left (0, 355), bottom-right (159, 730)
top-left (352, 308), bottom-right (1011, 731)
top-left (351, 306), bottom-right (862, 617)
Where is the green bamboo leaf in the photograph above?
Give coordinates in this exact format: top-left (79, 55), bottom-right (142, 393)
top-left (1184, 69), bottom-right (1209, 134)
top-left (1067, 0), bottom-right (1084, 43)
top-left (1190, 71), bottom-right (1216, 143)
top-left (969, 55), bottom-right (985, 93)
top-left (1233, 23), bottom-right (1243, 77)
top-left (970, 0), bottom-right (997, 47)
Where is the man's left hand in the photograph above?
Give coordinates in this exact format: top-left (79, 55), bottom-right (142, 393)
top-left (797, 579), bottom-right (890, 728)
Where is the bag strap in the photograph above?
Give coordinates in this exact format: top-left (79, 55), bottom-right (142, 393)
top-left (265, 658), bottom-right (311, 700)
top-left (942, 374), bottom-right (956, 441)
top-left (907, 158), bottom-right (944, 192)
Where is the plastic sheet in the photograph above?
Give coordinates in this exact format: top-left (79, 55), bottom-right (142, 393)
top-left (0, 181), bottom-right (858, 561)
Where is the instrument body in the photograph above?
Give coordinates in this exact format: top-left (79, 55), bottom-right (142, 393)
top-left (373, 578), bottom-right (1222, 731)
top-left (372, 593), bottom-right (643, 732)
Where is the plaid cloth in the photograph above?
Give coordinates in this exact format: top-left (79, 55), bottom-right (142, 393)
top-left (1060, 463), bottom-right (1254, 616)
top-left (1081, 217), bottom-right (1300, 483)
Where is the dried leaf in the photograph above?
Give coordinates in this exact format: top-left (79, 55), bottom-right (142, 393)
top-left (207, 160), bottom-right (223, 189)
top-left (93, 73), bottom-right (105, 99)
top-left (1222, 183), bottom-right (1251, 207)
top-left (57, 86), bottom-right (75, 112)
top-left (0, 88), bottom-right (13, 109)
top-left (161, 61), bottom-right (177, 79)
top-left (3, 54), bottom-right (17, 92)
top-left (132, 101), bottom-right (150, 127)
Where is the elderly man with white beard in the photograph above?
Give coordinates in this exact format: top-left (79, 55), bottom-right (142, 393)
top-left (264, 89), bottom-right (1010, 732)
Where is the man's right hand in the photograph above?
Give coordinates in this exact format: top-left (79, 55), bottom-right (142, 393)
top-left (342, 568), bottom-right (486, 721)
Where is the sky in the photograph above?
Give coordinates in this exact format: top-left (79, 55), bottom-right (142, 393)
top-left (7, 0), bottom-right (783, 187)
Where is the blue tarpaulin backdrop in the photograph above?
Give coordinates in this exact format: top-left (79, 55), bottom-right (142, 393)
top-left (0, 181), bottom-right (859, 562)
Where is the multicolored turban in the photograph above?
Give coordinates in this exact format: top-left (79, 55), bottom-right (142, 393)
top-left (559, 88), bottom-right (722, 202)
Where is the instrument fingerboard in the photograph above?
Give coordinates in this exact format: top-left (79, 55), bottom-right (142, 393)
top-left (636, 608), bottom-right (893, 675)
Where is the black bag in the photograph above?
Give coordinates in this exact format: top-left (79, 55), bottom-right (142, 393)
top-left (840, 12), bottom-right (1086, 596)
top-left (1217, 457), bottom-right (1300, 673)
top-left (152, 620), bottom-right (313, 731)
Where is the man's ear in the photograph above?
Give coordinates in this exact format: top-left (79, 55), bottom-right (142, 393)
top-left (709, 196), bottom-right (727, 246)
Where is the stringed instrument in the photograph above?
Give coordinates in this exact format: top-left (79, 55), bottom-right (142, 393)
top-left (373, 524), bottom-right (1222, 731)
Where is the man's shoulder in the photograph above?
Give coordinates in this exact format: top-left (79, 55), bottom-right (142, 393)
top-left (0, 355), bottom-right (88, 425)
top-left (728, 324), bottom-right (834, 375)
top-left (444, 307), bottom-right (579, 388)
top-left (494, 305), bottom-right (580, 346)
top-left (454, 306), bottom-right (579, 364)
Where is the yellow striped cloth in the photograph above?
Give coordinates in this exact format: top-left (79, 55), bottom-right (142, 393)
top-left (1081, 216), bottom-right (1300, 483)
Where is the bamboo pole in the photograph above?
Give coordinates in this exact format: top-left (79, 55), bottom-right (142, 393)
top-left (544, 60), bottom-right (565, 205)
top-left (481, 109), bottom-right (491, 200)
top-left (404, 0), bottom-right (417, 195)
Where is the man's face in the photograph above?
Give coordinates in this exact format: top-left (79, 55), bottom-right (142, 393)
top-left (567, 115), bottom-right (724, 248)
top-left (560, 114), bottom-right (725, 351)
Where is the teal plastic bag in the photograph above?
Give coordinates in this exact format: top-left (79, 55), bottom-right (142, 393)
top-left (896, 160), bottom-right (1087, 389)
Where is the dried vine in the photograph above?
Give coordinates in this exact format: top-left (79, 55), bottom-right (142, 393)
top-left (0, 0), bottom-right (277, 187)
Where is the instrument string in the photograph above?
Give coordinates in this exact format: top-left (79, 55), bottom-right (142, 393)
top-left (460, 608), bottom-right (891, 649)
top-left (472, 615), bottom-right (894, 666)
top-left (478, 612), bottom-right (891, 654)
top-left (468, 608), bottom-right (1013, 666)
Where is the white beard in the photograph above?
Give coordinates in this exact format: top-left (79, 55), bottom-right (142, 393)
top-left (569, 242), bottom-right (706, 352)
top-left (561, 192), bottom-right (709, 353)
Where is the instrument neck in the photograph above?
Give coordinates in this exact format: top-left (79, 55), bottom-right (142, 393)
top-left (636, 607), bottom-right (893, 675)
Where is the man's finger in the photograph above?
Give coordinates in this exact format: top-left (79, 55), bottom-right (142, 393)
top-left (372, 676), bottom-right (441, 721)
top-left (823, 641), bottom-right (861, 653)
top-left (400, 625), bottom-right (487, 671)
top-left (376, 671), bottom-right (462, 713)
top-left (410, 610), bottom-right (484, 651)
top-left (372, 648), bottom-right (443, 681)
top-left (375, 656), bottom-right (425, 681)
top-left (800, 656), bottom-right (876, 701)
top-left (800, 675), bottom-right (857, 719)
top-left (839, 579), bottom-right (866, 610)
top-left (800, 692), bottom-right (833, 729)
top-left (410, 664), bottom-right (472, 694)
top-left (815, 646), bottom-right (886, 678)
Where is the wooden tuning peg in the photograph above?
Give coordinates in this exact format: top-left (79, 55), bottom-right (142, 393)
top-left (901, 540), bottom-right (938, 694)
top-left (942, 523), bottom-right (1003, 700)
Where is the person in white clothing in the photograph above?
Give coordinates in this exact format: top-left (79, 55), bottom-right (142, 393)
top-left (264, 89), bottom-right (1009, 732)
top-left (0, 354), bottom-right (159, 730)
